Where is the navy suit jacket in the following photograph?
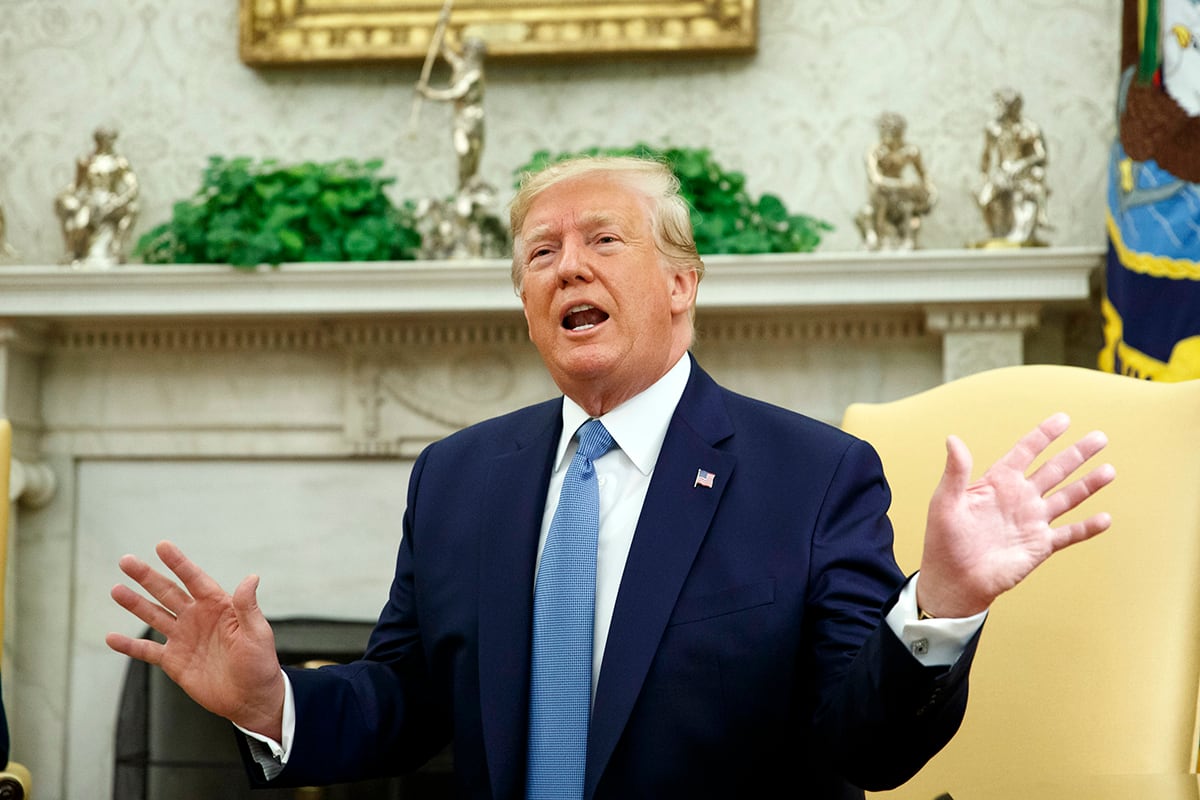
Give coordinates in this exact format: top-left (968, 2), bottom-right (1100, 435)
top-left (247, 359), bottom-right (977, 798)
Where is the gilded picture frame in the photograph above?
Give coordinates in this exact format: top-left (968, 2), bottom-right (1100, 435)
top-left (239, 1), bottom-right (758, 66)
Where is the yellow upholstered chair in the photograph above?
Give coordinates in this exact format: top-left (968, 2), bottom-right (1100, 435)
top-left (0, 420), bottom-right (31, 798)
top-left (841, 366), bottom-right (1200, 800)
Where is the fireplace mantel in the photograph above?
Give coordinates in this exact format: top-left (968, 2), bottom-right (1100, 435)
top-left (0, 246), bottom-right (1100, 320)
top-left (0, 247), bottom-right (1104, 462)
top-left (0, 247), bottom-right (1104, 800)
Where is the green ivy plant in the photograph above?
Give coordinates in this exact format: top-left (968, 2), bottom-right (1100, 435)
top-left (135, 157), bottom-right (421, 268)
top-left (514, 145), bottom-right (833, 255)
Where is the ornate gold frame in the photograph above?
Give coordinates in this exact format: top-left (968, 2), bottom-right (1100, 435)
top-left (239, 1), bottom-right (757, 66)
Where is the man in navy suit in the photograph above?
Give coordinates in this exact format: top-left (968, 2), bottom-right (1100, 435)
top-left (108, 156), bottom-right (1115, 798)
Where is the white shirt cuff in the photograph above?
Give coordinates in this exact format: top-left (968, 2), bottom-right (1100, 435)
top-left (234, 670), bottom-right (297, 780)
top-left (885, 572), bottom-right (987, 667)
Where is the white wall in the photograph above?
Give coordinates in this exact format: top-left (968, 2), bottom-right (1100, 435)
top-left (1, 1), bottom-right (1120, 265)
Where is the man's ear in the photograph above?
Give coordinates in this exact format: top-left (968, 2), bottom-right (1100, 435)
top-left (669, 267), bottom-right (699, 316)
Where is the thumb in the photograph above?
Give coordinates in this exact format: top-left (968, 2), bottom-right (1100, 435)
top-left (231, 574), bottom-right (271, 639)
top-left (937, 434), bottom-right (973, 498)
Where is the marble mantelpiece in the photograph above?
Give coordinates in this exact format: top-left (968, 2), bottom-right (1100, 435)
top-left (0, 247), bottom-right (1098, 318)
top-left (0, 247), bottom-right (1102, 800)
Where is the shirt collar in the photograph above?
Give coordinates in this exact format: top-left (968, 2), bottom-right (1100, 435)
top-left (554, 354), bottom-right (692, 475)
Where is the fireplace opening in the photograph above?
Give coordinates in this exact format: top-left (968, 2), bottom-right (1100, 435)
top-left (113, 619), bottom-right (453, 799)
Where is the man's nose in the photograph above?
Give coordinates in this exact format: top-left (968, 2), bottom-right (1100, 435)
top-left (556, 239), bottom-right (594, 285)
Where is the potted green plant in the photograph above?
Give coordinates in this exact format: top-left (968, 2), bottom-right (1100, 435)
top-left (514, 145), bottom-right (832, 254)
top-left (135, 156), bottom-right (421, 268)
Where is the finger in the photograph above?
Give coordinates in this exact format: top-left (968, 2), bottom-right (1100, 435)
top-left (1050, 510), bottom-right (1113, 552)
top-left (1027, 430), bottom-right (1109, 495)
top-left (156, 540), bottom-right (228, 603)
top-left (996, 412), bottom-right (1070, 474)
top-left (119, 552), bottom-right (193, 614)
top-left (1043, 463), bottom-right (1116, 520)
top-left (105, 630), bottom-right (165, 666)
top-left (111, 583), bottom-right (177, 635)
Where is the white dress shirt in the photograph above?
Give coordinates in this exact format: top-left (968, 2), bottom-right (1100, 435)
top-left (540, 352), bottom-right (693, 696)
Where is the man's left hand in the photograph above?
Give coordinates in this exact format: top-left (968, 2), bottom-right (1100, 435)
top-left (916, 412), bottom-right (1116, 619)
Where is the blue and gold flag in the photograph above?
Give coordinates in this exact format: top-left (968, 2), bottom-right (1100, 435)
top-left (1100, 0), bottom-right (1200, 381)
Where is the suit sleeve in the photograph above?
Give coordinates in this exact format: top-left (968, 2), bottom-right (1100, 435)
top-left (806, 438), bottom-right (979, 791)
top-left (240, 446), bottom-right (451, 788)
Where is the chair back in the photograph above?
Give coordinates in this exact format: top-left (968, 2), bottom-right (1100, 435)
top-left (842, 366), bottom-right (1200, 798)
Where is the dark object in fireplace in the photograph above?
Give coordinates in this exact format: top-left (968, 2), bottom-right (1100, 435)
top-left (113, 618), bottom-right (452, 799)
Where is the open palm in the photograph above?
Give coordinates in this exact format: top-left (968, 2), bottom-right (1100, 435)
top-left (916, 413), bottom-right (1115, 619)
top-left (106, 540), bottom-right (286, 739)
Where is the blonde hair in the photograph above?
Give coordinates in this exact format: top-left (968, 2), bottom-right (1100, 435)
top-left (509, 155), bottom-right (705, 292)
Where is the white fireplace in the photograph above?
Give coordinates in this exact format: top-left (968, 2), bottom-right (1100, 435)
top-left (0, 248), bottom-right (1101, 800)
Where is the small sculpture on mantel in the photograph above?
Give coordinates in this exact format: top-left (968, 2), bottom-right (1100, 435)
top-left (417, 35), bottom-right (487, 195)
top-left (53, 127), bottom-right (140, 268)
top-left (414, 180), bottom-right (509, 260)
top-left (411, 27), bottom-right (508, 259)
top-left (854, 112), bottom-right (936, 251)
top-left (973, 88), bottom-right (1051, 248)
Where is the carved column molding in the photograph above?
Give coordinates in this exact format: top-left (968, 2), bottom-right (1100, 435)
top-left (10, 458), bottom-right (56, 508)
top-left (925, 304), bottom-right (1042, 382)
top-left (696, 311), bottom-right (927, 344)
top-left (0, 321), bottom-right (48, 417)
top-left (0, 323), bottom-right (53, 505)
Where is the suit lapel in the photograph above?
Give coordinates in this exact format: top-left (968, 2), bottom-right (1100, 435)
top-left (584, 365), bottom-right (736, 799)
top-left (477, 405), bottom-right (561, 800)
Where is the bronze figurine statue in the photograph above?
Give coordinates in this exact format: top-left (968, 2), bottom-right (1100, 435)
top-left (54, 127), bottom-right (140, 267)
top-left (854, 112), bottom-right (936, 251)
top-left (974, 89), bottom-right (1051, 247)
top-left (416, 36), bottom-right (487, 195)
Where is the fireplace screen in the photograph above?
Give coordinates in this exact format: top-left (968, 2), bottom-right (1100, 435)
top-left (113, 619), bottom-right (453, 799)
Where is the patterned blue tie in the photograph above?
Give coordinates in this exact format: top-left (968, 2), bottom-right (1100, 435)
top-left (526, 418), bottom-right (615, 800)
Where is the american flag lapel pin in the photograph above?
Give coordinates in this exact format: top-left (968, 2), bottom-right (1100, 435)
top-left (694, 468), bottom-right (715, 489)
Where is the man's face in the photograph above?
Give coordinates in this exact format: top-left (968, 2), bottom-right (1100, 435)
top-left (517, 174), bottom-right (697, 413)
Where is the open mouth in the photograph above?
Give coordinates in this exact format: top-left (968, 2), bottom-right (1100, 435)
top-left (562, 304), bottom-right (610, 331)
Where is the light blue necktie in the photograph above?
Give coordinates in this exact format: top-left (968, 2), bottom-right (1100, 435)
top-left (526, 418), bottom-right (615, 800)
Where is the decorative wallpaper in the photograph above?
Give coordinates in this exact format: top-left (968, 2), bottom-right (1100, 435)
top-left (0, 0), bottom-right (1120, 265)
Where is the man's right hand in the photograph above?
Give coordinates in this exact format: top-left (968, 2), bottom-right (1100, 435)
top-left (106, 540), bottom-right (286, 742)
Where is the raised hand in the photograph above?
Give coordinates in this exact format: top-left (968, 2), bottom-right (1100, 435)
top-left (106, 540), bottom-right (286, 740)
top-left (916, 413), bottom-right (1116, 619)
